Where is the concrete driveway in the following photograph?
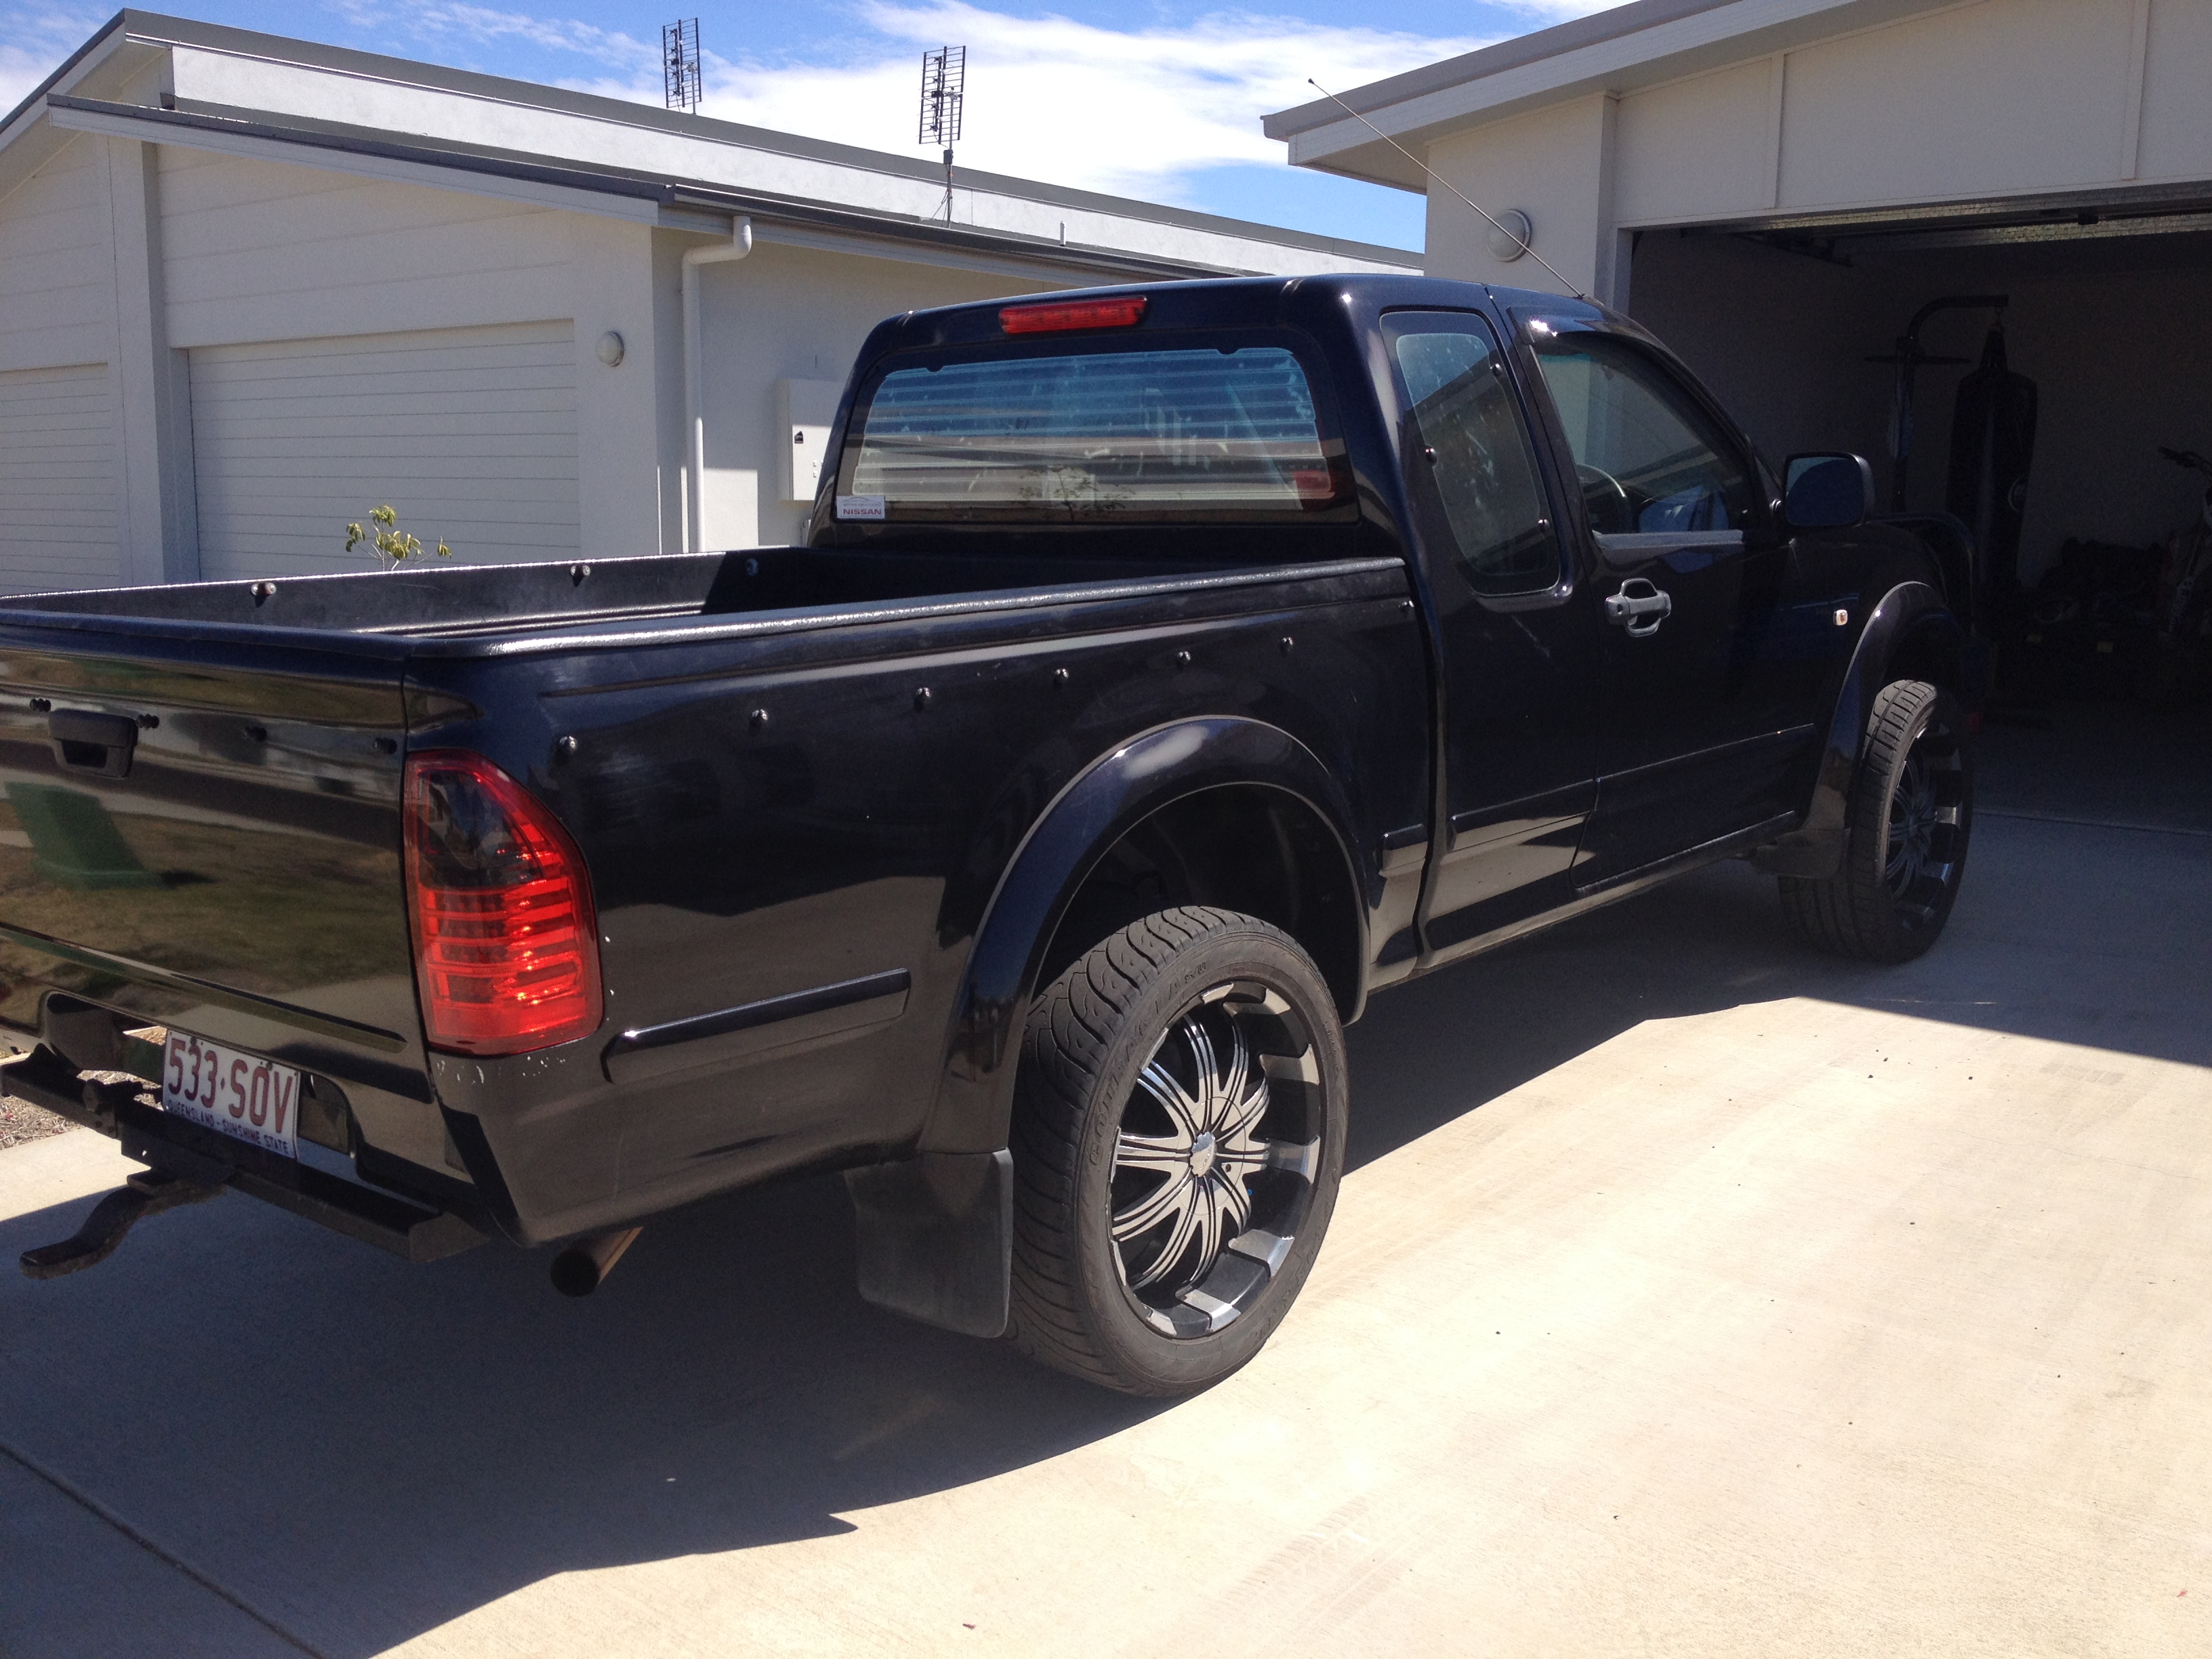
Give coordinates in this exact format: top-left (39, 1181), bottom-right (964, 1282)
top-left (3, 718), bottom-right (2209, 1658)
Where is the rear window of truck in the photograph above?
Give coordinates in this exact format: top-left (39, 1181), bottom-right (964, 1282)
top-left (839, 342), bottom-right (1343, 523)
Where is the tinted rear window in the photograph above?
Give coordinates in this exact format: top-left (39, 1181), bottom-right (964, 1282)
top-left (843, 346), bottom-right (1339, 522)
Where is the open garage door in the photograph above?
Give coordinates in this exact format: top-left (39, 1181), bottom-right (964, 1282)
top-left (0, 362), bottom-right (115, 596)
top-left (1634, 190), bottom-right (2212, 607)
top-left (190, 320), bottom-right (581, 579)
top-left (1629, 191), bottom-right (2212, 835)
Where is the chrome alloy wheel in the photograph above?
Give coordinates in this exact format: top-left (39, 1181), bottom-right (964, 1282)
top-left (1109, 982), bottom-right (1323, 1339)
top-left (1883, 718), bottom-right (1967, 926)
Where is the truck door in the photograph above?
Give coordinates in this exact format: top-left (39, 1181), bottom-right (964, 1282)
top-left (1381, 310), bottom-right (1600, 963)
top-left (1517, 316), bottom-right (1814, 882)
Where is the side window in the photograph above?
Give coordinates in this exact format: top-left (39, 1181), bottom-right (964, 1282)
top-left (1385, 316), bottom-right (1559, 596)
top-left (1530, 331), bottom-right (1755, 537)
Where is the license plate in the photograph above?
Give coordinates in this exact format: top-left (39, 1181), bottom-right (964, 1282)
top-left (161, 1032), bottom-right (300, 1160)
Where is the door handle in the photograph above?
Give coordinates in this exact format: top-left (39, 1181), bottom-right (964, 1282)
top-left (1604, 579), bottom-right (1673, 637)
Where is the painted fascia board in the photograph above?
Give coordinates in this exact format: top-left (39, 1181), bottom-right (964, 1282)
top-left (45, 95), bottom-right (668, 224)
top-left (120, 11), bottom-right (1005, 196)
top-left (1276, 0), bottom-right (1952, 180)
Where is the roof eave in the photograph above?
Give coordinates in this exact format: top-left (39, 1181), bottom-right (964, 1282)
top-left (46, 94), bottom-right (1264, 281)
top-left (1267, 0), bottom-right (1955, 184)
top-left (0, 8), bottom-right (128, 146)
top-left (110, 9), bottom-right (1415, 264)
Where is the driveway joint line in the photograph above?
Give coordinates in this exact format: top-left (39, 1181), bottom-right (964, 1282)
top-left (1977, 808), bottom-right (2212, 840)
top-left (0, 1434), bottom-right (327, 1658)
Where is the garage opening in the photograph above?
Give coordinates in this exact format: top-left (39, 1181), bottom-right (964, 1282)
top-left (1630, 194), bottom-right (2212, 835)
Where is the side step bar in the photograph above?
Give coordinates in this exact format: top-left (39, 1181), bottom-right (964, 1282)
top-left (5, 1046), bottom-right (486, 1270)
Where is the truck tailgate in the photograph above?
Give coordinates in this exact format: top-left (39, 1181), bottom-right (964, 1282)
top-left (0, 619), bottom-right (448, 1176)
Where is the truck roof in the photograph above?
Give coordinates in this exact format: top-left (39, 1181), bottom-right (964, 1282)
top-left (867, 274), bottom-right (1611, 352)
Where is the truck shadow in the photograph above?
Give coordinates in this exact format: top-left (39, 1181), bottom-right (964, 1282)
top-left (0, 815), bottom-right (2203, 1655)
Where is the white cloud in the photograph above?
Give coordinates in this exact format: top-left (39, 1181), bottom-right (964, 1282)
top-left (555, 2), bottom-right (1514, 201)
top-left (327, 0), bottom-right (665, 77)
top-left (363, 0), bottom-right (1589, 201)
top-left (0, 8), bottom-right (105, 119)
top-left (1507, 0), bottom-right (1623, 16)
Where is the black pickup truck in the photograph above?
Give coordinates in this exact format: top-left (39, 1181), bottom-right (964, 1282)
top-left (0, 276), bottom-right (1975, 1394)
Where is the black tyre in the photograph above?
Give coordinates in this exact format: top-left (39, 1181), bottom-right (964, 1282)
top-left (1782, 678), bottom-right (1973, 963)
top-left (1006, 907), bottom-right (1347, 1395)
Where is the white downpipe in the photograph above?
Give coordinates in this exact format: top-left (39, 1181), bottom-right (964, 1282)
top-left (680, 217), bottom-right (753, 553)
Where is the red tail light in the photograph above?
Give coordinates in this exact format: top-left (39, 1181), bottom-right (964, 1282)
top-left (1000, 295), bottom-right (1148, 334)
top-left (403, 750), bottom-right (602, 1056)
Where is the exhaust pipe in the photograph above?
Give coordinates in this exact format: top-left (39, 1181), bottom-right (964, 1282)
top-left (550, 1226), bottom-right (641, 1298)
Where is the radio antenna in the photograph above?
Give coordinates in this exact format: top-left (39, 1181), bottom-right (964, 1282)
top-left (919, 45), bottom-right (966, 222)
top-left (1305, 78), bottom-right (1584, 300)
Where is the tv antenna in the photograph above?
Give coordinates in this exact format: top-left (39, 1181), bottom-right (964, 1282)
top-left (663, 19), bottom-right (702, 112)
top-left (918, 45), bottom-right (965, 221)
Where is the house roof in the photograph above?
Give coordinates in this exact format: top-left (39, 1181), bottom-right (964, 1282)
top-left (1264, 0), bottom-right (1953, 191)
top-left (5, 10), bottom-right (1422, 279)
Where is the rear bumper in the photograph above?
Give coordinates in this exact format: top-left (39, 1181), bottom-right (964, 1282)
top-left (1, 1047), bottom-right (486, 1263)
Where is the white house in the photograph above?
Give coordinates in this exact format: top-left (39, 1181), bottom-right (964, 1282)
top-left (1268, 0), bottom-right (2212, 583)
top-left (0, 12), bottom-right (1420, 593)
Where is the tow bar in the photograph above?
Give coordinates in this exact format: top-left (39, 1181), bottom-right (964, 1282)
top-left (19, 1168), bottom-right (222, 1279)
top-left (3, 1044), bottom-right (487, 1269)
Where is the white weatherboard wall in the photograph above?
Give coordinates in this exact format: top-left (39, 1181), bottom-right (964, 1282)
top-left (0, 365), bottom-right (117, 593)
top-left (0, 133), bottom-right (112, 378)
top-left (189, 322), bottom-right (581, 578)
top-left (0, 132), bottom-right (121, 592)
top-left (1426, 95), bottom-right (1623, 302)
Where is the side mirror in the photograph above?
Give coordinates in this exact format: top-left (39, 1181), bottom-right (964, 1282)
top-left (1784, 453), bottom-right (1875, 530)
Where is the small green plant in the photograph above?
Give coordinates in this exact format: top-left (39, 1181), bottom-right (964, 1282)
top-left (345, 504), bottom-right (451, 568)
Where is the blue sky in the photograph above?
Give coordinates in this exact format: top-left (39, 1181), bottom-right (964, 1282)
top-left (3, 1), bottom-right (1609, 247)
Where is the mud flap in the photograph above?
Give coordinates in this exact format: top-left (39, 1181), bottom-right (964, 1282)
top-left (845, 1149), bottom-right (1012, 1339)
top-left (1750, 825), bottom-right (1848, 879)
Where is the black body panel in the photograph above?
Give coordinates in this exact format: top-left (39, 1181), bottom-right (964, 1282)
top-left (406, 554), bottom-right (1425, 1240)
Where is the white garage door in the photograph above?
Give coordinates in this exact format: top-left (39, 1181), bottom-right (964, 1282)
top-left (0, 362), bottom-right (115, 595)
top-left (190, 320), bottom-right (581, 579)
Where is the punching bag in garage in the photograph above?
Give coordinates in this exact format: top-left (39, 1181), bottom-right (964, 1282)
top-left (1946, 324), bottom-right (2038, 613)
